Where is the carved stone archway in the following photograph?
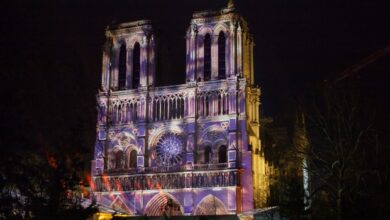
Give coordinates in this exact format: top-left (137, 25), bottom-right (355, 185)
top-left (198, 126), bottom-right (228, 164)
top-left (110, 196), bottom-right (134, 215)
top-left (199, 126), bottom-right (228, 150)
top-left (143, 193), bottom-right (184, 216)
top-left (124, 145), bottom-right (138, 168)
top-left (194, 194), bottom-right (228, 215)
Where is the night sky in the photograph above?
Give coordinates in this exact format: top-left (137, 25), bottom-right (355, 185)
top-left (1, 0), bottom-right (389, 155)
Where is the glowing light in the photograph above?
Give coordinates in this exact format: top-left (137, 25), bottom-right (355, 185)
top-left (156, 133), bottom-right (184, 167)
top-left (92, 3), bottom-right (262, 216)
top-left (115, 178), bottom-right (123, 192)
top-left (86, 174), bottom-right (95, 191)
top-left (303, 158), bottom-right (310, 209)
top-left (101, 173), bottom-right (116, 201)
top-left (45, 151), bottom-right (57, 169)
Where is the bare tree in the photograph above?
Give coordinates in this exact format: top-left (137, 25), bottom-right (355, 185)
top-left (300, 83), bottom-right (390, 219)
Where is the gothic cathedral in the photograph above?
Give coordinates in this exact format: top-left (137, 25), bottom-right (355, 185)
top-left (91, 2), bottom-right (269, 217)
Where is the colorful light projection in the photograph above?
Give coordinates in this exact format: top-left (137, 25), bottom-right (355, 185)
top-left (91, 1), bottom-right (264, 216)
top-left (155, 132), bottom-right (184, 167)
top-left (194, 194), bottom-right (228, 215)
top-left (144, 193), bottom-right (184, 216)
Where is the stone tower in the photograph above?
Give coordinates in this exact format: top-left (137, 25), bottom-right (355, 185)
top-left (91, 2), bottom-right (266, 217)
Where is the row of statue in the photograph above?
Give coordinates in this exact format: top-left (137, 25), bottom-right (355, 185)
top-left (94, 171), bottom-right (238, 192)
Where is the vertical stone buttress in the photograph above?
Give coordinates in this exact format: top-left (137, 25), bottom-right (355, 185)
top-left (97, 20), bottom-right (156, 172)
top-left (186, 24), bottom-right (198, 82)
top-left (188, 6), bottom-right (263, 212)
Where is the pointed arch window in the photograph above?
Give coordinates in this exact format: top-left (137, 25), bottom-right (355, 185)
top-left (130, 150), bottom-right (137, 168)
top-left (204, 146), bottom-right (212, 164)
top-left (132, 42), bottom-right (140, 89)
top-left (115, 150), bottom-right (124, 169)
top-left (118, 44), bottom-right (127, 90)
top-left (218, 145), bottom-right (227, 163)
top-left (218, 31), bottom-right (226, 79)
top-left (203, 34), bottom-right (211, 81)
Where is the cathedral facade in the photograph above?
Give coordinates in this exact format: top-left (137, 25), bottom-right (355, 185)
top-left (91, 3), bottom-right (266, 216)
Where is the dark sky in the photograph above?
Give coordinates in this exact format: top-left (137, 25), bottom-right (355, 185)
top-left (1, 0), bottom-right (389, 154)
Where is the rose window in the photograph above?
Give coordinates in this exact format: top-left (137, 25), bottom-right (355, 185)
top-left (156, 133), bottom-right (184, 167)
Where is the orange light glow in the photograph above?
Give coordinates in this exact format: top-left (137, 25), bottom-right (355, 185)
top-left (102, 173), bottom-right (112, 192)
top-left (86, 173), bottom-right (95, 191)
top-left (45, 152), bottom-right (58, 169)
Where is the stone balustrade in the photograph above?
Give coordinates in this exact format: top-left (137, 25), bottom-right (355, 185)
top-left (93, 169), bottom-right (238, 192)
top-left (104, 162), bottom-right (232, 174)
top-left (96, 80), bottom-right (235, 126)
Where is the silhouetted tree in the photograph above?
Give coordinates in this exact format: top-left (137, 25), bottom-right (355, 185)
top-left (278, 174), bottom-right (306, 220)
top-left (0, 145), bottom-right (97, 220)
top-left (262, 114), bottom-right (309, 219)
top-left (302, 82), bottom-right (390, 219)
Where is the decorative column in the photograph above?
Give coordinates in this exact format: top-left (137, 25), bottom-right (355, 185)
top-left (126, 43), bottom-right (133, 89)
top-left (110, 43), bottom-right (119, 90)
top-left (230, 22), bottom-right (237, 77)
top-left (136, 128), bottom-right (146, 168)
top-left (186, 88), bottom-right (196, 166)
top-left (196, 35), bottom-right (204, 81)
top-left (228, 130), bottom-right (237, 168)
top-left (239, 79), bottom-right (254, 212)
top-left (250, 37), bottom-right (255, 85)
top-left (228, 83), bottom-right (237, 114)
top-left (211, 34), bottom-right (218, 80)
top-left (140, 35), bottom-right (148, 88)
top-left (238, 80), bottom-right (246, 115)
top-left (185, 28), bottom-right (190, 81)
top-left (101, 39), bottom-right (112, 91)
top-left (186, 132), bottom-right (195, 166)
top-left (186, 89), bottom-right (196, 118)
top-left (225, 28), bottom-right (231, 79)
top-left (186, 24), bottom-right (198, 82)
top-left (138, 94), bottom-right (147, 122)
top-left (236, 23), bottom-right (243, 77)
top-left (148, 35), bottom-right (156, 87)
top-left (148, 95), bottom-right (154, 122)
top-left (228, 79), bottom-right (238, 168)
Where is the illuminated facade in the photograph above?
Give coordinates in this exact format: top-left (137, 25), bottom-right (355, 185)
top-left (91, 2), bottom-right (268, 217)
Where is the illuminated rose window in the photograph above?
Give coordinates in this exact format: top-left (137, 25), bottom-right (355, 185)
top-left (156, 133), bottom-right (184, 167)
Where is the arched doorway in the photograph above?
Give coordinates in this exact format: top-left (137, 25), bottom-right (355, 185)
top-left (110, 196), bottom-right (134, 215)
top-left (143, 193), bottom-right (184, 216)
top-left (194, 194), bottom-right (228, 215)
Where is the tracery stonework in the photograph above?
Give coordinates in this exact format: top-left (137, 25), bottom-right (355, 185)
top-left (154, 132), bottom-right (185, 167)
top-left (91, 2), bottom-right (268, 216)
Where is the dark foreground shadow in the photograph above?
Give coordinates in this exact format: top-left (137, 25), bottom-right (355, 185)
top-left (112, 215), bottom-right (239, 220)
